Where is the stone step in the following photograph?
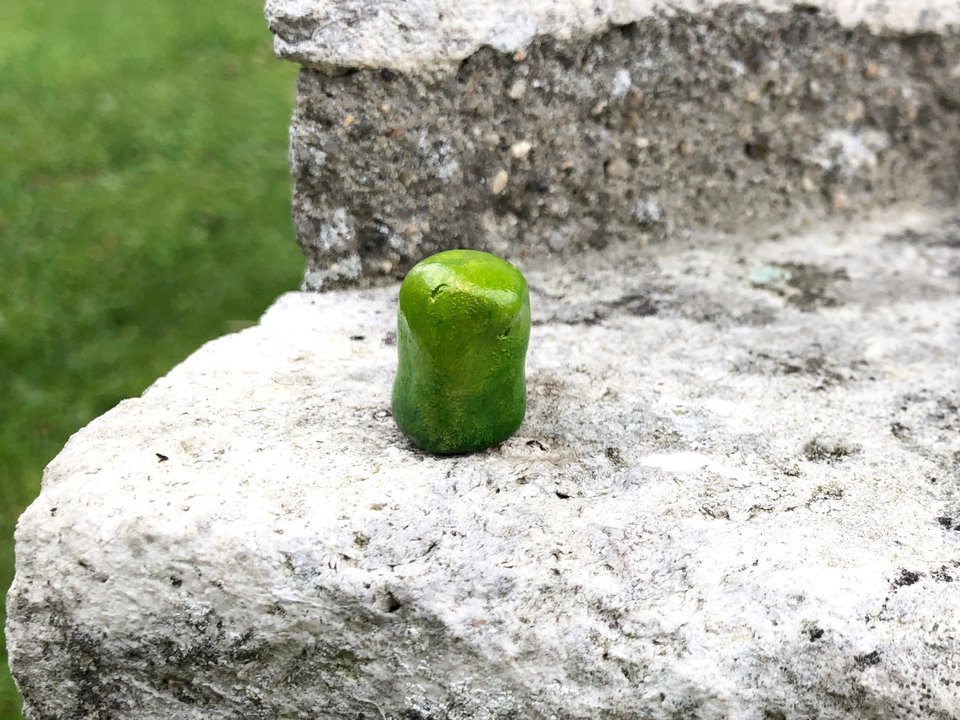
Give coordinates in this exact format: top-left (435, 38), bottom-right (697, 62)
top-left (270, 0), bottom-right (960, 289)
top-left (7, 206), bottom-right (960, 718)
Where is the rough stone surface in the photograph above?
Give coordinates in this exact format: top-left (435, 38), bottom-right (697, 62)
top-left (265, 0), bottom-right (960, 70)
top-left (8, 205), bottom-right (960, 719)
top-left (284, 6), bottom-right (960, 289)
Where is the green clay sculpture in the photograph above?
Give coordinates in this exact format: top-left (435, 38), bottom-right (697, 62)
top-left (392, 249), bottom-right (530, 455)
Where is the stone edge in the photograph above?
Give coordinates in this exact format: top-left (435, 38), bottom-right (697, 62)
top-left (265, 0), bottom-right (960, 71)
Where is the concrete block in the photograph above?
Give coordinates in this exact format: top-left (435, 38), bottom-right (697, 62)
top-left (7, 206), bottom-right (960, 718)
top-left (268, 1), bottom-right (960, 288)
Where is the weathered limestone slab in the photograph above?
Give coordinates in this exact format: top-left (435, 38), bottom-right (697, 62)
top-left (266, 0), bottom-right (960, 70)
top-left (7, 206), bottom-right (960, 719)
top-left (271, 1), bottom-right (960, 289)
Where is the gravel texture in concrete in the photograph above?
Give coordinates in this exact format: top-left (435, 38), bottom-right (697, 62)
top-left (7, 206), bottom-right (960, 719)
top-left (283, 5), bottom-right (960, 289)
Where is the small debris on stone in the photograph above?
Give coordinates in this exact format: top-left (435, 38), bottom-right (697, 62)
top-left (605, 157), bottom-right (631, 179)
top-left (481, 132), bottom-right (500, 147)
top-left (635, 136), bottom-right (650, 149)
top-left (748, 265), bottom-right (791, 286)
top-left (893, 569), bottom-right (921, 587)
top-left (677, 140), bottom-right (695, 157)
top-left (491, 169), bottom-right (509, 195)
top-left (746, 88), bottom-right (761, 104)
top-left (507, 79), bottom-right (527, 100)
top-left (342, 114), bottom-right (355, 127)
top-left (511, 141), bottom-right (533, 159)
top-left (631, 197), bottom-right (663, 226)
top-left (611, 68), bottom-right (631, 98)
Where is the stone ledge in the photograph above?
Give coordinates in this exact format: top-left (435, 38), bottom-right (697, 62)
top-left (7, 206), bottom-right (960, 719)
top-left (265, 0), bottom-right (960, 71)
top-left (281, 3), bottom-right (960, 289)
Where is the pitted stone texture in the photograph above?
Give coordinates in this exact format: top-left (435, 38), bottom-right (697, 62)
top-left (265, 0), bottom-right (960, 70)
top-left (7, 206), bottom-right (960, 719)
top-left (287, 8), bottom-right (960, 289)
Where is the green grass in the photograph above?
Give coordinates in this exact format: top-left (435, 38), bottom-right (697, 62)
top-left (0, 2), bottom-right (301, 716)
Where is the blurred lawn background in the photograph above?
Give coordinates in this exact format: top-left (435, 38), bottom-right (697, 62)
top-left (0, 1), bottom-right (301, 715)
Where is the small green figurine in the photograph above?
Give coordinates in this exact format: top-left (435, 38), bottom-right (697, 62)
top-left (392, 249), bottom-right (530, 454)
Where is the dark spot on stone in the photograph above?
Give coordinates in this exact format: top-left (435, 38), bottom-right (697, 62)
top-left (49, 507), bottom-right (57, 516)
top-left (883, 219), bottom-right (960, 248)
top-left (350, 118), bottom-right (376, 139)
top-left (357, 218), bottom-right (392, 257)
top-left (605, 446), bottom-right (623, 464)
top-left (779, 263), bottom-right (849, 311)
top-left (803, 437), bottom-right (861, 462)
top-left (382, 330), bottom-right (397, 346)
top-left (937, 516), bottom-right (954, 530)
top-left (808, 626), bottom-right (825, 641)
top-left (380, 591), bottom-right (402, 613)
top-left (156, 452), bottom-right (169, 462)
top-left (893, 569), bottom-right (921, 587)
top-left (854, 650), bottom-right (882, 669)
top-left (526, 439), bottom-right (547, 451)
top-left (543, 291), bottom-right (657, 326)
top-left (587, 228), bottom-right (608, 250)
top-left (890, 421), bottom-right (910, 440)
top-left (350, 335), bottom-right (365, 341)
top-left (354, 533), bottom-right (370, 549)
top-left (932, 566), bottom-right (955, 582)
top-left (401, 710), bottom-right (430, 720)
top-left (744, 135), bottom-right (771, 160)
top-left (380, 68), bottom-right (397, 82)
top-left (612, 293), bottom-right (658, 317)
top-left (555, 490), bottom-right (571, 499)
top-left (524, 178), bottom-right (550, 194)
top-left (701, 505), bottom-right (731, 520)
top-left (170, 576), bottom-right (183, 588)
top-left (763, 711), bottom-right (788, 720)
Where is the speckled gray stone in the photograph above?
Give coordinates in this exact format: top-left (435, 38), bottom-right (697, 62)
top-left (7, 206), bottom-right (960, 719)
top-left (280, 5), bottom-right (960, 289)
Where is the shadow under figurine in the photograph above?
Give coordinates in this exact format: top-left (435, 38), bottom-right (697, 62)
top-left (392, 249), bottom-right (530, 455)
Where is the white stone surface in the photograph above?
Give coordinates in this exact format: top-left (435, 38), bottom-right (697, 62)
top-left (265, 0), bottom-right (960, 70)
top-left (7, 206), bottom-right (960, 718)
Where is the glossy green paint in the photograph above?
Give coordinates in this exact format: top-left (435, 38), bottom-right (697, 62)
top-left (392, 250), bottom-right (531, 455)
